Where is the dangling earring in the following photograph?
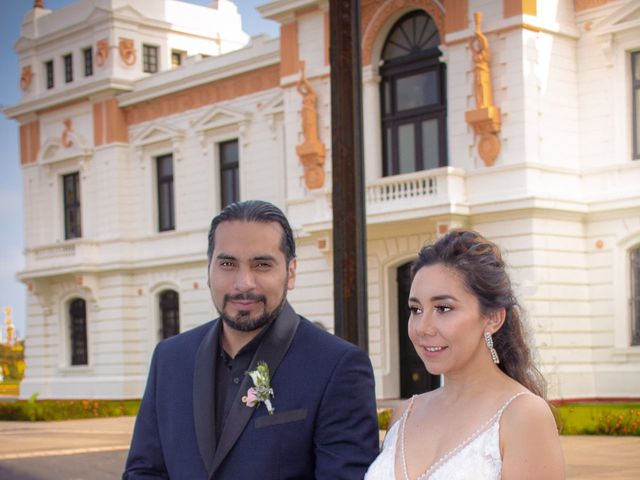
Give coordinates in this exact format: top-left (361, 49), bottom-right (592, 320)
top-left (484, 331), bottom-right (500, 364)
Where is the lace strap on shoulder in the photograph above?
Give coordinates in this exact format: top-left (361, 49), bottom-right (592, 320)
top-left (497, 392), bottom-right (532, 420)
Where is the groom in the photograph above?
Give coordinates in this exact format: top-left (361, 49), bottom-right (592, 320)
top-left (123, 200), bottom-right (379, 479)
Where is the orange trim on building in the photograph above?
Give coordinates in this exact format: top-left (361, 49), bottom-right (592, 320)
top-left (575, 0), bottom-right (611, 11)
top-left (444, 0), bottom-right (468, 34)
top-left (446, 22), bottom-right (542, 47)
top-left (93, 102), bottom-right (104, 146)
top-left (123, 64), bottom-right (280, 126)
top-left (324, 12), bottom-right (330, 66)
top-left (105, 98), bottom-right (128, 143)
top-left (361, 0), bottom-right (444, 66)
top-left (280, 22), bottom-right (299, 78)
top-left (20, 120), bottom-right (40, 165)
top-left (295, 5), bottom-right (319, 18)
top-left (503, 0), bottom-right (537, 18)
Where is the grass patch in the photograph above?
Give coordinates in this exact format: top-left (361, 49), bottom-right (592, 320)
top-left (555, 402), bottom-right (640, 436)
top-left (0, 396), bottom-right (141, 421)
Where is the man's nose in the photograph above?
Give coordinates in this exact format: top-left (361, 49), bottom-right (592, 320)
top-left (234, 267), bottom-right (256, 291)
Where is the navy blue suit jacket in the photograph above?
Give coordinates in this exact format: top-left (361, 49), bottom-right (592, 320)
top-left (124, 302), bottom-right (379, 479)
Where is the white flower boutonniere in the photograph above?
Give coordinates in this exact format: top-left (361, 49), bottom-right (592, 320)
top-left (241, 361), bottom-right (275, 415)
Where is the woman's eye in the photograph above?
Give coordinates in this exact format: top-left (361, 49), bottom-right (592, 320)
top-left (435, 305), bottom-right (452, 313)
top-left (409, 306), bottom-right (423, 315)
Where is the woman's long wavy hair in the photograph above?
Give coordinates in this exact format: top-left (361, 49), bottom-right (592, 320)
top-left (411, 229), bottom-right (546, 398)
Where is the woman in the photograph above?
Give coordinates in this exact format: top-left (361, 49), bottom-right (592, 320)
top-left (365, 230), bottom-right (564, 479)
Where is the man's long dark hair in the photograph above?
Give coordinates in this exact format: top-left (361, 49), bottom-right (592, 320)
top-left (412, 229), bottom-right (546, 398)
top-left (207, 200), bottom-right (296, 264)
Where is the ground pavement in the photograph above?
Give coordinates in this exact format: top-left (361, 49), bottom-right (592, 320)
top-left (0, 416), bottom-right (638, 479)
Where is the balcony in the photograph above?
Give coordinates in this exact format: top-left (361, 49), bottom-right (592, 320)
top-left (288, 167), bottom-right (468, 231)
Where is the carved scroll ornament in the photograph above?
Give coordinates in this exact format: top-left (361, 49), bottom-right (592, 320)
top-left (95, 39), bottom-right (109, 67)
top-left (464, 12), bottom-right (501, 167)
top-left (295, 61), bottom-right (326, 189)
top-left (20, 66), bottom-right (33, 92)
top-left (119, 38), bottom-right (136, 66)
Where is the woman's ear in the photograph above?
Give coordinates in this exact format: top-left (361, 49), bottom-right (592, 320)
top-left (485, 307), bottom-right (506, 334)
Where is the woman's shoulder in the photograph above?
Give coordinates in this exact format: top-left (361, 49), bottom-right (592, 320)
top-left (500, 390), bottom-right (555, 426)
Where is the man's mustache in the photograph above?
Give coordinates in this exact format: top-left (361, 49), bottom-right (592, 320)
top-left (223, 293), bottom-right (267, 305)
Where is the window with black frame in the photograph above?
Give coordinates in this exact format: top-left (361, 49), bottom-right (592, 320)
top-left (45, 60), bottom-right (54, 89)
top-left (83, 47), bottom-right (93, 77)
top-left (63, 172), bottom-right (82, 239)
top-left (219, 139), bottom-right (239, 208)
top-left (632, 51), bottom-right (640, 160)
top-left (69, 298), bottom-right (88, 366)
top-left (380, 10), bottom-right (447, 176)
top-left (156, 154), bottom-right (175, 232)
top-left (143, 44), bottom-right (159, 73)
top-left (63, 54), bottom-right (73, 83)
top-left (631, 247), bottom-right (640, 346)
top-left (159, 290), bottom-right (180, 339)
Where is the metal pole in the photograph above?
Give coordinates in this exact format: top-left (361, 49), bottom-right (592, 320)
top-left (329, 0), bottom-right (368, 352)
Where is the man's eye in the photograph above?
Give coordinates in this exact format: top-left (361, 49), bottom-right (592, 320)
top-left (255, 263), bottom-right (272, 270)
top-left (219, 261), bottom-right (234, 268)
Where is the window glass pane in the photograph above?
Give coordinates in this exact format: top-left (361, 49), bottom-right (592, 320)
top-left (421, 119), bottom-right (440, 169)
top-left (398, 124), bottom-right (415, 174)
top-left (158, 183), bottom-right (174, 230)
top-left (84, 48), bottom-right (93, 76)
top-left (383, 81), bottom-right (391, 115)
top-left (160, 290), bottom-right (179, 339)
top-left (382, 11), bottom-right (440, 61)
top-left (157, 155), bottom-right (173, 177)
top-left (69, 299), bottom-right (88, 365)
top-left (385, 128), bottom-right (393, 175)
top-left (396, 70), bottom-right (438, 111)
top-left (220, 141), bottom-right (239, 167)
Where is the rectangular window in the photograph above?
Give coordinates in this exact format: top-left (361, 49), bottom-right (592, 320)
top-left (156, 154), bottom-right (175, 231)
top-left (632, 248), bottom-right (640, 346)
top-left (45, 60), bottom-right (54, 89)
top-left (171, 49), bottom-right (186, 68)
top-left (143, 44), bottom-right (159, 73)
top-left (63, 172), bottom-right (82, 239)
top-left (219, 140), bottom-right (239, 208)
top-left (632, 51), bottom-right (640, 160)
top-left (63, 54), bottom-right (73, 83)
top-left (83, 47), bottom-right (93, 77)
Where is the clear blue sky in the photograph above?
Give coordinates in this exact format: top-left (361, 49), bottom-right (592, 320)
top-left (0, 0), bottom-right (278, 339)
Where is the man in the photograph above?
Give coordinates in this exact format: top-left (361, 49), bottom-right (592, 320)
top-left (124, 200), bottom-right (379, 479)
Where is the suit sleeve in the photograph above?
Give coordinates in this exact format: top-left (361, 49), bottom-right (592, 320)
top-left (123, 346), bottom-right (169, 479)
top-left (313, 347), bottom-right (380, 480)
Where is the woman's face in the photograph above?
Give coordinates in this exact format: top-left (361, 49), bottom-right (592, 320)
top-left (408, 263), bottom-right (490, 376)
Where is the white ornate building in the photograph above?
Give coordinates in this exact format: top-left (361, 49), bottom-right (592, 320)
top-left (5, 0), bottom-right (640, 401)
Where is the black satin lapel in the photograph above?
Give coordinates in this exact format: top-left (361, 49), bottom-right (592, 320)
top-left (209, 303), bottom-right (300, 475)
top-left (193, 320), bottom-right (220, 477)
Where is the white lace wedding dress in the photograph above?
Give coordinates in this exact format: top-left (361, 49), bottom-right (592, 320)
top-left (364, 393), bottom-right (527, 480)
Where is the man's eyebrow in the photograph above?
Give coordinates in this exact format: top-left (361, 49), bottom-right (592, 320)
top-left (215, 253), bottom-right (236, 260)
top-left (252, 255), bottom-right (277, 262)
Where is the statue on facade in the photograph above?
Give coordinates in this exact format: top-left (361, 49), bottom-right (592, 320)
top-left (295, 60), bottom-right (326, 189)
top-left (465, 12), bottom-right (502, 167)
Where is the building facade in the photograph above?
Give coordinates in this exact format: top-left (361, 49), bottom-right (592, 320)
top-left (5, 0), bottom-right (640, 400)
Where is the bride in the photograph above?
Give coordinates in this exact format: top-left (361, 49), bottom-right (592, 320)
top-left (365, 230), bottom-right (565, 479)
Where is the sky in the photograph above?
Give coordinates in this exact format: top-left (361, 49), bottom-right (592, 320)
top-left (0, 0), bottom-right (279, 339)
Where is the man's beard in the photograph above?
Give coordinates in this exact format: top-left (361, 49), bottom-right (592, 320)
top-left (218, 287), bottom-right (288, 333)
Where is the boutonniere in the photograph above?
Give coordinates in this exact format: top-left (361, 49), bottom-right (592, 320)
top-left (242, 361), bottom-right (275, 415)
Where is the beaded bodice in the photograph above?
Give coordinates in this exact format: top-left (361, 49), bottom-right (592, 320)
top-left (364, 393), bottom-right (527, 480)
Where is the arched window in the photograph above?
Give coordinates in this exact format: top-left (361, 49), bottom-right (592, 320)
top-left (69, 298), bottom-right (88, 365)
top-left (631, 247), bottom-right (640, 345)
top-left (159, 290), bottom-right (180, 339)
top-left (380, 11), bottom-right (447, 176)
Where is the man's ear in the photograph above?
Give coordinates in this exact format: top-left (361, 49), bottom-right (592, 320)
top-left (485, 307), bottom-right (506, 334)
top-left (287, 258), bottom-right (297, 290)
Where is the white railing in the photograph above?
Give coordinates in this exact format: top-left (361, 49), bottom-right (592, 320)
top-left (33, 244), bottom-right (76, 259)
top-left (366, 173), bottom-right (438, 204)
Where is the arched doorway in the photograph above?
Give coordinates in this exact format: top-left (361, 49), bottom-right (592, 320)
top-left (159, 290), bottom-right (180, 339)
top-left (397, 261), bottom-right (441, 397)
